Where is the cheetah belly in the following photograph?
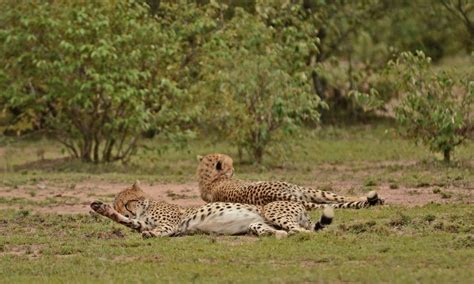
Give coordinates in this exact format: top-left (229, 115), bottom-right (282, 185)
top-left (186, 208), bottom-right (265, 235)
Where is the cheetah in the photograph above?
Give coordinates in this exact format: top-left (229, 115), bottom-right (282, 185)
top-left (90, 181), bottom-right (335, 239)
top-left (196, 153), bottom-right (384, 209)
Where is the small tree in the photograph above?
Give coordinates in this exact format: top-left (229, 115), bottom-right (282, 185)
top-left (196, 8), bottom-right (323, 163)
top-left (390, 51), bottom-right (473, 163)
top-left (0, 0), bottom-right (186, 163)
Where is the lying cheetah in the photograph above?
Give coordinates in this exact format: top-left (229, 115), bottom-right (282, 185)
top-left (197, 153), bottom-right (384, 209)
top-left (90, 181), bottom-right (334, 238)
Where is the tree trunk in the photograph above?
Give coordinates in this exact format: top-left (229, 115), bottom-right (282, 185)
top-left (145, 0), bottom-right (161, 15)
top-left (237, 146), bottom-right (243, 163)
top-left (93, 137), bottom-right (100, 164)
top-left (103, 138), bottom-right (115, 163)
top-left (443, 149), bottom-right (451, 163)
top-left (311, 28), bottom-right (327, 99)
top-left (253, 146), bottom-right (264, 164)
top-left (311, 71), bottom-right (327, 100)
top-left (81, 137), bottom-right (92, 162)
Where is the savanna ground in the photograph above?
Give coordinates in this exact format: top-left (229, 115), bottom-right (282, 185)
top-left (0, 124), bottom-right (473, 283)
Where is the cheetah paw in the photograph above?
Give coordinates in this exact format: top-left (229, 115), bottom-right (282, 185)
top-left (90, 201), bottom-right (112, 215)
top-left (275, 230), bottom-right (288, 239)
top-left (142, 231), bottom-right (156, 239)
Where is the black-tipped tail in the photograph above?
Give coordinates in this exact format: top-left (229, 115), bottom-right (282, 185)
top-left (367, 191), bottom-right (384, 206)
top-left (314, 207), bottom-right (334, 231)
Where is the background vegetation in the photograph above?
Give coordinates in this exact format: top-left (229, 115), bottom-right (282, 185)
top-left (1, 0), bottom-right (472, 163)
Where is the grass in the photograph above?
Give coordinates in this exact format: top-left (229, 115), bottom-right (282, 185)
top-left (1, 123), bottom-right (473, 186)
top-left (0, 195), bottom-right (80, 207)
top-left (0, 205), bottom-right (472, 283)
top-left (0, 124), bottom-right (473, 283)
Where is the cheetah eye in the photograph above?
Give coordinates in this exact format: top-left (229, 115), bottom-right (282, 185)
top-left (216, 161), bottom-right (222, 171)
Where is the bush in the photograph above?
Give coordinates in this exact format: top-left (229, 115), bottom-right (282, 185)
top-left (390, 51), bottom-right (473, 162)
top-left (195, 7), bottom-right (322, 163)
top-left (0, 0), bottom-right (187, 163)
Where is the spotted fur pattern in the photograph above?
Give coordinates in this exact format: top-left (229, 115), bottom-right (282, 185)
top-left (90, 182), bottom-right (334, 238)
top-left (196, 153), bottom-right (384, 209)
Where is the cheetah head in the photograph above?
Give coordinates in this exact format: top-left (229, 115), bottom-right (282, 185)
top-left (196, 153), bottom-right (234, 182)
top-left (196, 153), bottom-right (234, 200)
top-left (113, 180), bottom-right (148, 218)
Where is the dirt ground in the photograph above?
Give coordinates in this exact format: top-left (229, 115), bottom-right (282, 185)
top-left (0, 179), bottom-right (471, 214)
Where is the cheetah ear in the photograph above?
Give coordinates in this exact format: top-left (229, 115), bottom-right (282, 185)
top-left (132, 180), bottom-right (141, 190)
top-left (197, 155), bottom-right (203, 162)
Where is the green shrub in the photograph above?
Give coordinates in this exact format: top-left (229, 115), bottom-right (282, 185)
top-left (0, 0), bottom-right (188, 163)
top-left (195, 7), bottom-right (322, 163)
top-left (389, 51), bottom-right (473, 162)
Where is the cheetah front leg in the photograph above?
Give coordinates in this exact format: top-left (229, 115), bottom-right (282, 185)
top-left (248, 222), bottom-right (288, 239)
top-left (90, 201), bottom-right (152, 232)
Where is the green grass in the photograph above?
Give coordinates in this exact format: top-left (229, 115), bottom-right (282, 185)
top-left (0, 124), bottom-right (473, 283)
top-left (0, 196), bottom-right (80, 207)
top-left (1, 124), bottom-right (473, 186)
top-left (0, 205), bottom-right (472, 283)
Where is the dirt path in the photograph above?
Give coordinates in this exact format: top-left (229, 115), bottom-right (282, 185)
top-left (0, 179), bottom-right (471, 214)
top-left (0, 181), bottom-right (204, 214)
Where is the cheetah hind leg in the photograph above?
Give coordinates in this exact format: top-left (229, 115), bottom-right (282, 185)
top-left (264, 207), bottom-right (334, 235)
top-left (248, 222), bottom-right (288, 239)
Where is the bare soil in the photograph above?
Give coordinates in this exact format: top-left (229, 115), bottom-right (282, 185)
top-left (0, 179), bottom-right (471, 214)
top-left (0, 180), bottom-right (204, 214)
top-left (0, 244), bottom-right (45, 259)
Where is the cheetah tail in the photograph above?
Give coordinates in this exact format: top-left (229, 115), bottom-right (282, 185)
top-left (367, 191), bottom-right (384, 206)
top-left (329, 191), bottom-right (384, 209)
top-left (314, 207), bottom-right (334, 231)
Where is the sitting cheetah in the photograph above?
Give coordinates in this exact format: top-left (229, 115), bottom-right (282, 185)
top-left (90, 181), bottom-right (334, 239)
top-left (196, 153), bottom-right (384, 209)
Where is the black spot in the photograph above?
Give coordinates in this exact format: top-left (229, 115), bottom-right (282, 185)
top-left (216, 161), bottom-right (222, 171)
